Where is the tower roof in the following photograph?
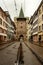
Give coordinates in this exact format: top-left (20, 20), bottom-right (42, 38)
top-left (19, 7), bottom-right (24, 18)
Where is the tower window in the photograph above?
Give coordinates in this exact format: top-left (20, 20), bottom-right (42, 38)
top-left (21, 22), bottom-right (22, 24)
top-left (21, 26), bottom-right (23, 28)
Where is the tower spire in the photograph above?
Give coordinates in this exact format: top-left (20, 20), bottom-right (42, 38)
top-left (19, 6), bottom-right (24, 18)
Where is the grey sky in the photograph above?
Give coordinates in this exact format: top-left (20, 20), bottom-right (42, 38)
top-left (0, 0), bottom-right (42, 21)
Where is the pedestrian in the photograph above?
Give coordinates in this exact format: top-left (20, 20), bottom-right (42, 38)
top-left (20, 37), bottom-right (23, 43)
top-left (39, 35), bottom-right (41, 45)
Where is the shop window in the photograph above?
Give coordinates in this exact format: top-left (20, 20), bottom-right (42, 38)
top-left (0, 18), bottom-right (2, 25)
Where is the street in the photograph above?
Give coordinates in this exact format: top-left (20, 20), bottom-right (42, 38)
top-left (0, 0), bottom-right (43, 65)
top-left (0, 41), bottom-right (42, 65)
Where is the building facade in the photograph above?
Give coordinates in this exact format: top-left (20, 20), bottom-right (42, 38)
top-left (0, 7), bottom-right (7, 42)
top-left (30, 0), bottom-right (43, 43)
top-left (38, 0), bottom-right (43, 42)
top-left (5, 11), bottom-right (15, 41)
top-left (0, 7), bottom-right (16, 42)
top-left (32, 11), bottom-right (38, 42)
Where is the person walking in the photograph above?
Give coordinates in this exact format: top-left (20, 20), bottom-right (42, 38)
top-left (20, 37), bottom-right (23, 43)
top-left (39, 35), bottom-right (41, 45)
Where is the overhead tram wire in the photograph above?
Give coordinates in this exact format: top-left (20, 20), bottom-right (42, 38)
top-left (14, 0), bottom-right (18, 16)
top-left (14, 0), bottom-right (17, 16)
top-left (24, 0), bottom-right (25, 16)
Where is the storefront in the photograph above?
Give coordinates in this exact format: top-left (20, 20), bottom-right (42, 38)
top-left (33, 34), bottom-right (38, 42)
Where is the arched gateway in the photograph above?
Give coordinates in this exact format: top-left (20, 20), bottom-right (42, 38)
top-left (19, 35), bottom-right (24, 41)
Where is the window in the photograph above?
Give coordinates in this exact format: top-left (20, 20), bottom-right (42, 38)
top-left (3, 22), bottom-right (7, 27)
top-left (42, 5), bottom-right (43, 11)
top-left (2, 30), bottom-right (4, 33)
top-left (42, 15), bottom-right (43, 20)
top-left (39, 26), bottom-right (41, 31)
top-left (0, 11), bottom-right (2, 16)
top-left (42, 24), bottom-right (43, 30)
top-left (21, 26), bottom-right (23, 28)
top-left (0, 18), bottom-right (2, 25)
top-left (21, 22), bottom-right (22, 24)
top-left (33, 19), bottom-right (38, 26)
top-left (4, 30), bottom-right (6, 34)
top-left (33, 26), bottom-right (38, 33)
top-left (39, 9), bottom-right (41, 14)
top-left (0, 28), bottom-right (2, 33)
top-left (14, 31), bottom-right (16, 34)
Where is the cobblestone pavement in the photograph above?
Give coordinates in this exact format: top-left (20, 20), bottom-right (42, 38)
top-left (0, 41), bottom-right (42, 65)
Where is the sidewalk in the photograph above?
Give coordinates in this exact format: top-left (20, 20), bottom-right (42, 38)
top-left (0, 41), bottom-right (15, 50)
top-left (32, 41), bottom-right (43, 47)
top-left (25, 41), bottom-right (43, 64)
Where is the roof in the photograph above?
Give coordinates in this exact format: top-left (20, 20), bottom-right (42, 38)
top-left (19, 7), bottom-right (24, 18)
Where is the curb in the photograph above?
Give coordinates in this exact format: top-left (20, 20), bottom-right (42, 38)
top-left (25, 43), bottom-right (43, 65)
top-left (29, 41), bottom-right (43, 47)
top-left (33, 43), bottom-right (43, 47)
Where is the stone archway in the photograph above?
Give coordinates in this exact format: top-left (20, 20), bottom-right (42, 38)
top-left (18, 35), bottom-right (24, 41)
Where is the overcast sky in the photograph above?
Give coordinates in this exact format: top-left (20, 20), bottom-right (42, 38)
top-left (0, 0), bottom-right (42, 21)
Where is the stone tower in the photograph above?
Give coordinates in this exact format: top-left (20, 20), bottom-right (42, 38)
top-left (14, 7), bottom-right (29, 41)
